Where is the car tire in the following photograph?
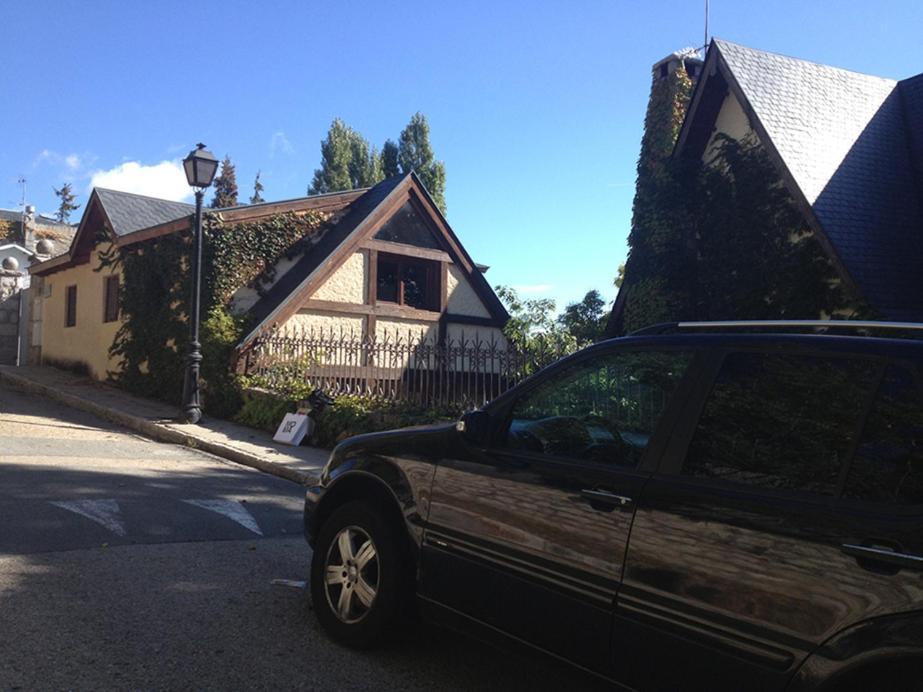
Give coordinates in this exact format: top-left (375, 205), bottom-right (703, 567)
top-left (309, 500), bottom-right (410, 648)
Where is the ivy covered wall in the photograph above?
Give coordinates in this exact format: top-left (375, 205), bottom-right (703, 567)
top-left (97, 210), bottom-right (330, 417)
top-left (611, 62), bottom-right (870, 336)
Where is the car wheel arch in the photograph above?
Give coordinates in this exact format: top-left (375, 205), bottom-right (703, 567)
top-left (312, 469), bottom-right (421, 564)
top-left (786, 611), bottom-right (923, 691)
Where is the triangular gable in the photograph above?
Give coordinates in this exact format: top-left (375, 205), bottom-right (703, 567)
top-left (676, 39), bottom-right (923, 320)
top-left (373, 200), bottom-right (442, 249)
top-left (237, 172), bottom-right (508, 349)
top-left (30, 190), bottom-right (111, 276)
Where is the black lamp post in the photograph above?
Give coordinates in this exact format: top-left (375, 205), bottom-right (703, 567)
top-left (181, 143), bottom-right (219, 424)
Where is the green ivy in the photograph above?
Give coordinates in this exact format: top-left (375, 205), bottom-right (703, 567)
top-left (96, 210), bottom-right (330, 414)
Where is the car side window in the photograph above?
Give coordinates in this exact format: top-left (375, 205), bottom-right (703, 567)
top-left (844, 365), bottom-right (923, 505)
top-left (682, 352), bottom-right (878, 495)
top-left (505, 350), bottom-right (692, 468)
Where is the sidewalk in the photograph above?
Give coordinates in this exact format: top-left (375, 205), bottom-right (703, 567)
top-left (0, 365), bottom-right (328, 485)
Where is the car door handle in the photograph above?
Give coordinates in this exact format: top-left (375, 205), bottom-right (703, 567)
top-left (841, 544), bottom-right (923, 571)
top-left (580, 489), bottom-right (634, 509)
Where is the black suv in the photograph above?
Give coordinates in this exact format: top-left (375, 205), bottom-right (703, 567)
top-left (303, 322), bottom-right (923, 690)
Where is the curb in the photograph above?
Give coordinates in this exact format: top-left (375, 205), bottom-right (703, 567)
top-left (0, 368), bottom-right (319, 486)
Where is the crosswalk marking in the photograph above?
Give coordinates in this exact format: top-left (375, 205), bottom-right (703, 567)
top-left (50, 499), bottom-right (127, 536)
top-left (182, 499), bottom-right (263, 536)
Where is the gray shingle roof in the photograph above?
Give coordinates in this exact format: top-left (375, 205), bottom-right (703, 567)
top-left (715, 39), bottom-right (923, 319)
top-left (95, 188), bottom-right (194, 236)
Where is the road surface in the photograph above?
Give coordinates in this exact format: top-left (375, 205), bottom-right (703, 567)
top-left (0, 384), bottom-right (608, 690)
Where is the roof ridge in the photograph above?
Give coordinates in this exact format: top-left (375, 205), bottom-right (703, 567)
top-left (713, 38), bottom-right (899, 84)
top-left (95, 187), bottom-right (195, 206)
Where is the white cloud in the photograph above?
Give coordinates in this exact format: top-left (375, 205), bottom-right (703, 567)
top-left (33, 149), bottom-right (84, 173)
top-left (270, 131), bottom-right (294, 158)
top-left (513, 283), bottom-right (554, 295)
top-left (65, 154), bottom-right (81, 170)
top-left (89, 160), bottom-right (192, 201)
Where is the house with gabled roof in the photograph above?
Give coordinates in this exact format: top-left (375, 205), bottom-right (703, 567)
top-left (28, 172), bottom-right (508, 380)
top-left (608, 39), bottom-right (923, 333)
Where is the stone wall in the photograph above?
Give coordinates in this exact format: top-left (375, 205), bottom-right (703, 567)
top-left (0, 269), bottom-right (24, 365)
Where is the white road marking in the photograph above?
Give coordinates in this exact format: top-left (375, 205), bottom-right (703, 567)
top-left (50, 499), bottom-right (127, 536)
top-left (182, 499), bottom-right (263, 536)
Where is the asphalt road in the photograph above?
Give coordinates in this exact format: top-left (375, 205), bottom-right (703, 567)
top-left (0, 384), bottom-right (609, 691)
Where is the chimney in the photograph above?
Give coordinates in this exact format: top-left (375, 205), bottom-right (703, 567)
top-left (22, 205), bottom-right (36, 251)
top-left (652, 48), bottom-right (704, 84)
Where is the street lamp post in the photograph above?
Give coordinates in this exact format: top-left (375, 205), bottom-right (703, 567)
top-left (181, 143), bottom-right (218, 424)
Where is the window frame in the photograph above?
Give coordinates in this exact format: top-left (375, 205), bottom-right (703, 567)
top-left (102, 275), bottom-right (120, 323)
top-left (484, 343), bottom-right (702, 474)
top-left (657, 345), bottom-right (887, 502)
top-left (64, 284), bottom-right (77, 328)
top-left (375, 252), bottom-right (439, 311)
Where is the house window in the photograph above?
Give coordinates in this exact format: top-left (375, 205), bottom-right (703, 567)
top-left (65, 285), bottom-right (77, 328)
top-left (376, 254), bottom-right (439, 310)
top-left (103, 275), bottom-right (120, 323)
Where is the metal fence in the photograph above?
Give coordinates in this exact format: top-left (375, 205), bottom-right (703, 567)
top-left (241, 331), bottom-right (570, 408)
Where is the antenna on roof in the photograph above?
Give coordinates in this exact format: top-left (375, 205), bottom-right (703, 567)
top-left (703, 0), bottom-right (710, 54)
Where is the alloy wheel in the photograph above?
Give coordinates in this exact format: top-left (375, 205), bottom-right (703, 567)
top-left (323, 525), bottom-right (380, 624)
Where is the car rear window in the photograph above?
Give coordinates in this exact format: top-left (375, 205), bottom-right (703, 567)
top-left (682, 352), bottom-right (879, 495)
top-left (844, 364), bottom-right (923, 505)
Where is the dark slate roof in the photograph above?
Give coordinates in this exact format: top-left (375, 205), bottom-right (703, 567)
top-left (242, 174), bottom-right (409, 343)
top-left (95, 188), bottom-right (194, 236)
top-left (714, 39), bottom-right (923, 320)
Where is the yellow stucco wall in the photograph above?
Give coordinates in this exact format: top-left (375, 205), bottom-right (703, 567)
top-left (446, 264), bottom-right (491, 317)
top-left (283, 311), bottom-right (366, 339)
top-left (445, 323), bottom-right (507, 347)
top-left (375, 317), bottom-right (437, 344)
top-left (703, 91), bottom-right (756, 162)
top-left (310, 251), bottom-right (367, 303)
top-left (40, 245), bottom-right (123, 380)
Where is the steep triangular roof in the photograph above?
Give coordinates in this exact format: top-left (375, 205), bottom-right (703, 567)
top-left (95, 189), bottom-right (194, 236)
top-left (238, 172), bottom-right (509, 348)
top-left (676, 39), bottom-right (923, 320)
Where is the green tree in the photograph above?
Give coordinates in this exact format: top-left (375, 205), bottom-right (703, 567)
top-left (53, 182), bottom-right (80, 223)
top-left (210, 156), bottom-right (239, 208)
top-left (398, 112), bottom-right (447, 213)
top-left (381, 139), bottom-right (400, 178)
top-left (495, 285), bottom-right (577, 354)
top-left (614, 263), bottom-right (625, 288)
top-left (309, 118), bottom-right (383, 194)
top-left (250, 171), bottom-right (265, 204)
top-left (558, 290), bottom-right (607, 345)
top-left (692, 135), bottom-right (866, 320)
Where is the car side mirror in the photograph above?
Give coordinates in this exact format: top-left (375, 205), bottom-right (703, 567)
top-left (456, 410), bottom-right (490, 446)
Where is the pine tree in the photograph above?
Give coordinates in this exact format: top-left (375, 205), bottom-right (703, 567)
top-left (250, 171), bottom-right (265, 204)
top-left (397, 112), bottom-right (447, 213)
top-left (53, 183), bottom-right (80, 223)
top-left (380, 139), bottom-right (400, 178)
top-left (210, 156), bottom-right (239, 208)
top-left (309, 119), bottom-right (383, 194)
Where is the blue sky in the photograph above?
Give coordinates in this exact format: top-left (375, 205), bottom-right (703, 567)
top-left (2, 0), bottom-right (922, 313)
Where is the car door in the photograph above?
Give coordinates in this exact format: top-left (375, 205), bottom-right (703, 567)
top-left (419, 345), bottom-right (697, 671)
top-left (613, 347), bottom-right (885, 691)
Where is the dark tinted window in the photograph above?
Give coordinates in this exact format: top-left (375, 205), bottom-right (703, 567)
top-left (377, 259), bottom-right (399, 303)
top-left (845, 365), bottom-right (923, 505)
top-left (373, 201), bottom-right (441, 249)
top-left (103, 275), bottom-right (119, 323)
top-left (683, 352), bottom-right (877, 495)
top-left (375, 254), bottom-right (437, 310)
top-left (506, 350), bottom-right (692, 468)
top-left (65, 285), bottom-right (77, 327)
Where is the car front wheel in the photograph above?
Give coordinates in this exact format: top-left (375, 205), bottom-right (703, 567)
top-left (309, 500), bottom-right (409, 648)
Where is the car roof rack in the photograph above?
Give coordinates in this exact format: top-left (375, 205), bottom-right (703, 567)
top-left (630, 320), bottom-right (923, 336)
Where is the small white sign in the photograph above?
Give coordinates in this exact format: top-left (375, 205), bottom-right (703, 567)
top-left (273, 413), bottom-right (311, 446)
